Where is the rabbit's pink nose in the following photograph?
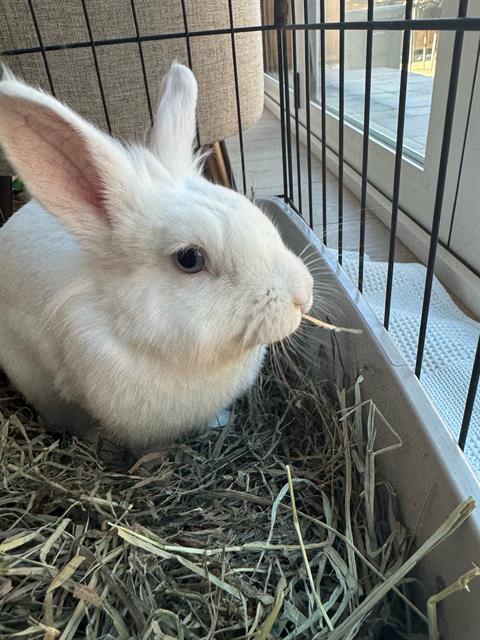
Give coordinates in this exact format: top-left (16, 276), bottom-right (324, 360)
top-left (293, 292), bottom-right (313, 315)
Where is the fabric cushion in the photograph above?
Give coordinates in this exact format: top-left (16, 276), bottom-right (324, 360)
top-left (0, 0), bottom-right (264, 175)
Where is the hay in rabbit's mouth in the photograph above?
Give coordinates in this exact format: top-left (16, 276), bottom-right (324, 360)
top-left (302, 313), bottom-right (363, 335)
top-left (0, 351), bottom-right (476, 640)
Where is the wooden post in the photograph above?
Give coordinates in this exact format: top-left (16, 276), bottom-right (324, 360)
top-left (204, 142), bottom-right (236, 189)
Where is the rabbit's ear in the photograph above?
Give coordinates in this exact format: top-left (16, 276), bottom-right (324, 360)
top-left (149, 63), bottom-right (198, 179)
top-left (0, 72), bottom-right (132, 229)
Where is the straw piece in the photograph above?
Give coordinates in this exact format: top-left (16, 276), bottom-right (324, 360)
top-left (40, 519), bottom-right (71, 564)
top-left (58, 599), bottom-right (87, 640)
top-left (72, 583), bottom-right (103, 607)
top-left (42, 591), bottom-right (55, 639)
top-left (47, 556), bottom-right (86, 593)
top-left (286, 464), bottom-right (334, 631)
top-left (303, 314), bottom-right (363, 334)
top-left (115, 526), bottom-right (246, 602)
top-left (255, 576), bottom-right (286, 640)
top-left (427, 565), bottom-right (480, 640)
top-left (0, 531), bottom-right (40, 554)
top-left (111, 523), bottom-right (330, 556)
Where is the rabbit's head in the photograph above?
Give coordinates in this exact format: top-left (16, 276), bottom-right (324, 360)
top-left (0, 64), bottom-right (313, 369)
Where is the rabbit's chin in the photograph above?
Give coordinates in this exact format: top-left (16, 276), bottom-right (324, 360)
top-left (251, 310), bottom-right (303, 349)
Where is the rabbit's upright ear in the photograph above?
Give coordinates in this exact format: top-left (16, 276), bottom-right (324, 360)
top-left (148, 63), bottom-right (198, 179)
top-left (0, 71), bottom-right (132, 230)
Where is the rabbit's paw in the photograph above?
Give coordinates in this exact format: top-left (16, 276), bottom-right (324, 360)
top-left (207, 408), bottom-right (231, 429)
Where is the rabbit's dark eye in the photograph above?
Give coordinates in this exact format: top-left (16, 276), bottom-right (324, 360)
top-left (175, 247), bottom-right (206, 273)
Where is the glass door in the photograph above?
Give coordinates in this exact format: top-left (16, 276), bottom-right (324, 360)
top-left (318, 0), bottom-right (442, 164)
top-left (262, 0), bottom-right (480, 277)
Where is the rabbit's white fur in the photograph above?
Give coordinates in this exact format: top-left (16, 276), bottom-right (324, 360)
top-left (0, 63), bottom-right (313, 450)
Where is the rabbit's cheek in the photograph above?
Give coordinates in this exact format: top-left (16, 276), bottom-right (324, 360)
top-left (258, 307), bottom-right (302, 345)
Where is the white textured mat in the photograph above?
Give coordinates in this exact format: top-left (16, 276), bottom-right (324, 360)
top-left (335, 251), bottom-right (480, 475)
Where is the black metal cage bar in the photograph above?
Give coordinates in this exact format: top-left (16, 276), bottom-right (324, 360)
top-left (357, 0), bottom-right (374, 293)
top-left (227, 0), bottom-right (247, 196)
top-left (319, 0), bottom-right (328, 245)
top-left (459, 336), bottom-right (480, 451)
top-left (80, 0), bottom-right (112, 133)
top-left (338, 0), bottom-right (345, 265)
top-left (3, 17), bottom-right (480, 60)
top-left (290, 0), bottom-right (303, 216)
top-left (303, 0), bottom-right (313, 229)
top-left (415, 0), bottom-right (469, 378)
top-left (447, 36), bottom-right (480, 249)
top-left (281, 26), bottom-right (294, 205)
top-left (26, 0), bottom-right (56, 97)
top-left (179, 0), bottom-right (194, 70)
top-left (130, 0), bottom-right (154, 125)
top-left (274, 1), bottom-right (289, 204)
top-left (383, 0), bottom-right (413, 330)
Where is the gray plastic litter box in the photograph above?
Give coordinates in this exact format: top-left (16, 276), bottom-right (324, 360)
top-left (260, 196), bottom-right (480, 640)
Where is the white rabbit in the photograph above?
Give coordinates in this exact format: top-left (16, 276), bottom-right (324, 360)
top-left (0, 63), bottom-right (313, 451)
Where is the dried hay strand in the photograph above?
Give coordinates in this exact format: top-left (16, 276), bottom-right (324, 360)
top-left (0, 350), bottom-right (475, 640)
top-left (302, 315), bottom-right (363, 335)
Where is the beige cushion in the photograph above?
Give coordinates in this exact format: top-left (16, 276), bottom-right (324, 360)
top-left (0, 0), bottom-right (264, 175)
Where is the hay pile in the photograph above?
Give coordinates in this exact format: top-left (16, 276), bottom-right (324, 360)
top-left (0, 350), bottom-right (474, 639)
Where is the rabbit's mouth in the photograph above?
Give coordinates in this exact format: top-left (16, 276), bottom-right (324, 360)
top-left (295, 292), bottom-right (314, 317)
top-left (240, 307), bottom-right (304, 350)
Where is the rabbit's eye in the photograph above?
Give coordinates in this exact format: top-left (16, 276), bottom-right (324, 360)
top-left (175, 247), bottom-right (206, 273)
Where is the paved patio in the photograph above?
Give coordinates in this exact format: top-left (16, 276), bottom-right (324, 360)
top-left (320, 67), bottom-right (434, 160)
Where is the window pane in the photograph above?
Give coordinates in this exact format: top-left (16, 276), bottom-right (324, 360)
top-left (261, 0), bottom-right (447, 163)
top-left (318, 0), bottom-right (445, 163)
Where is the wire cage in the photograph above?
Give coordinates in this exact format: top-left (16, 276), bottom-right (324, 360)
top-left (257, 0), bottom-right (480, 457)
top-left (0, 0), bottom-right (479, 636)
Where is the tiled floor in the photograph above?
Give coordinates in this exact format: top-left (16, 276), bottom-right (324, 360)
top-left (225, 108), bottom-right (416, 264)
